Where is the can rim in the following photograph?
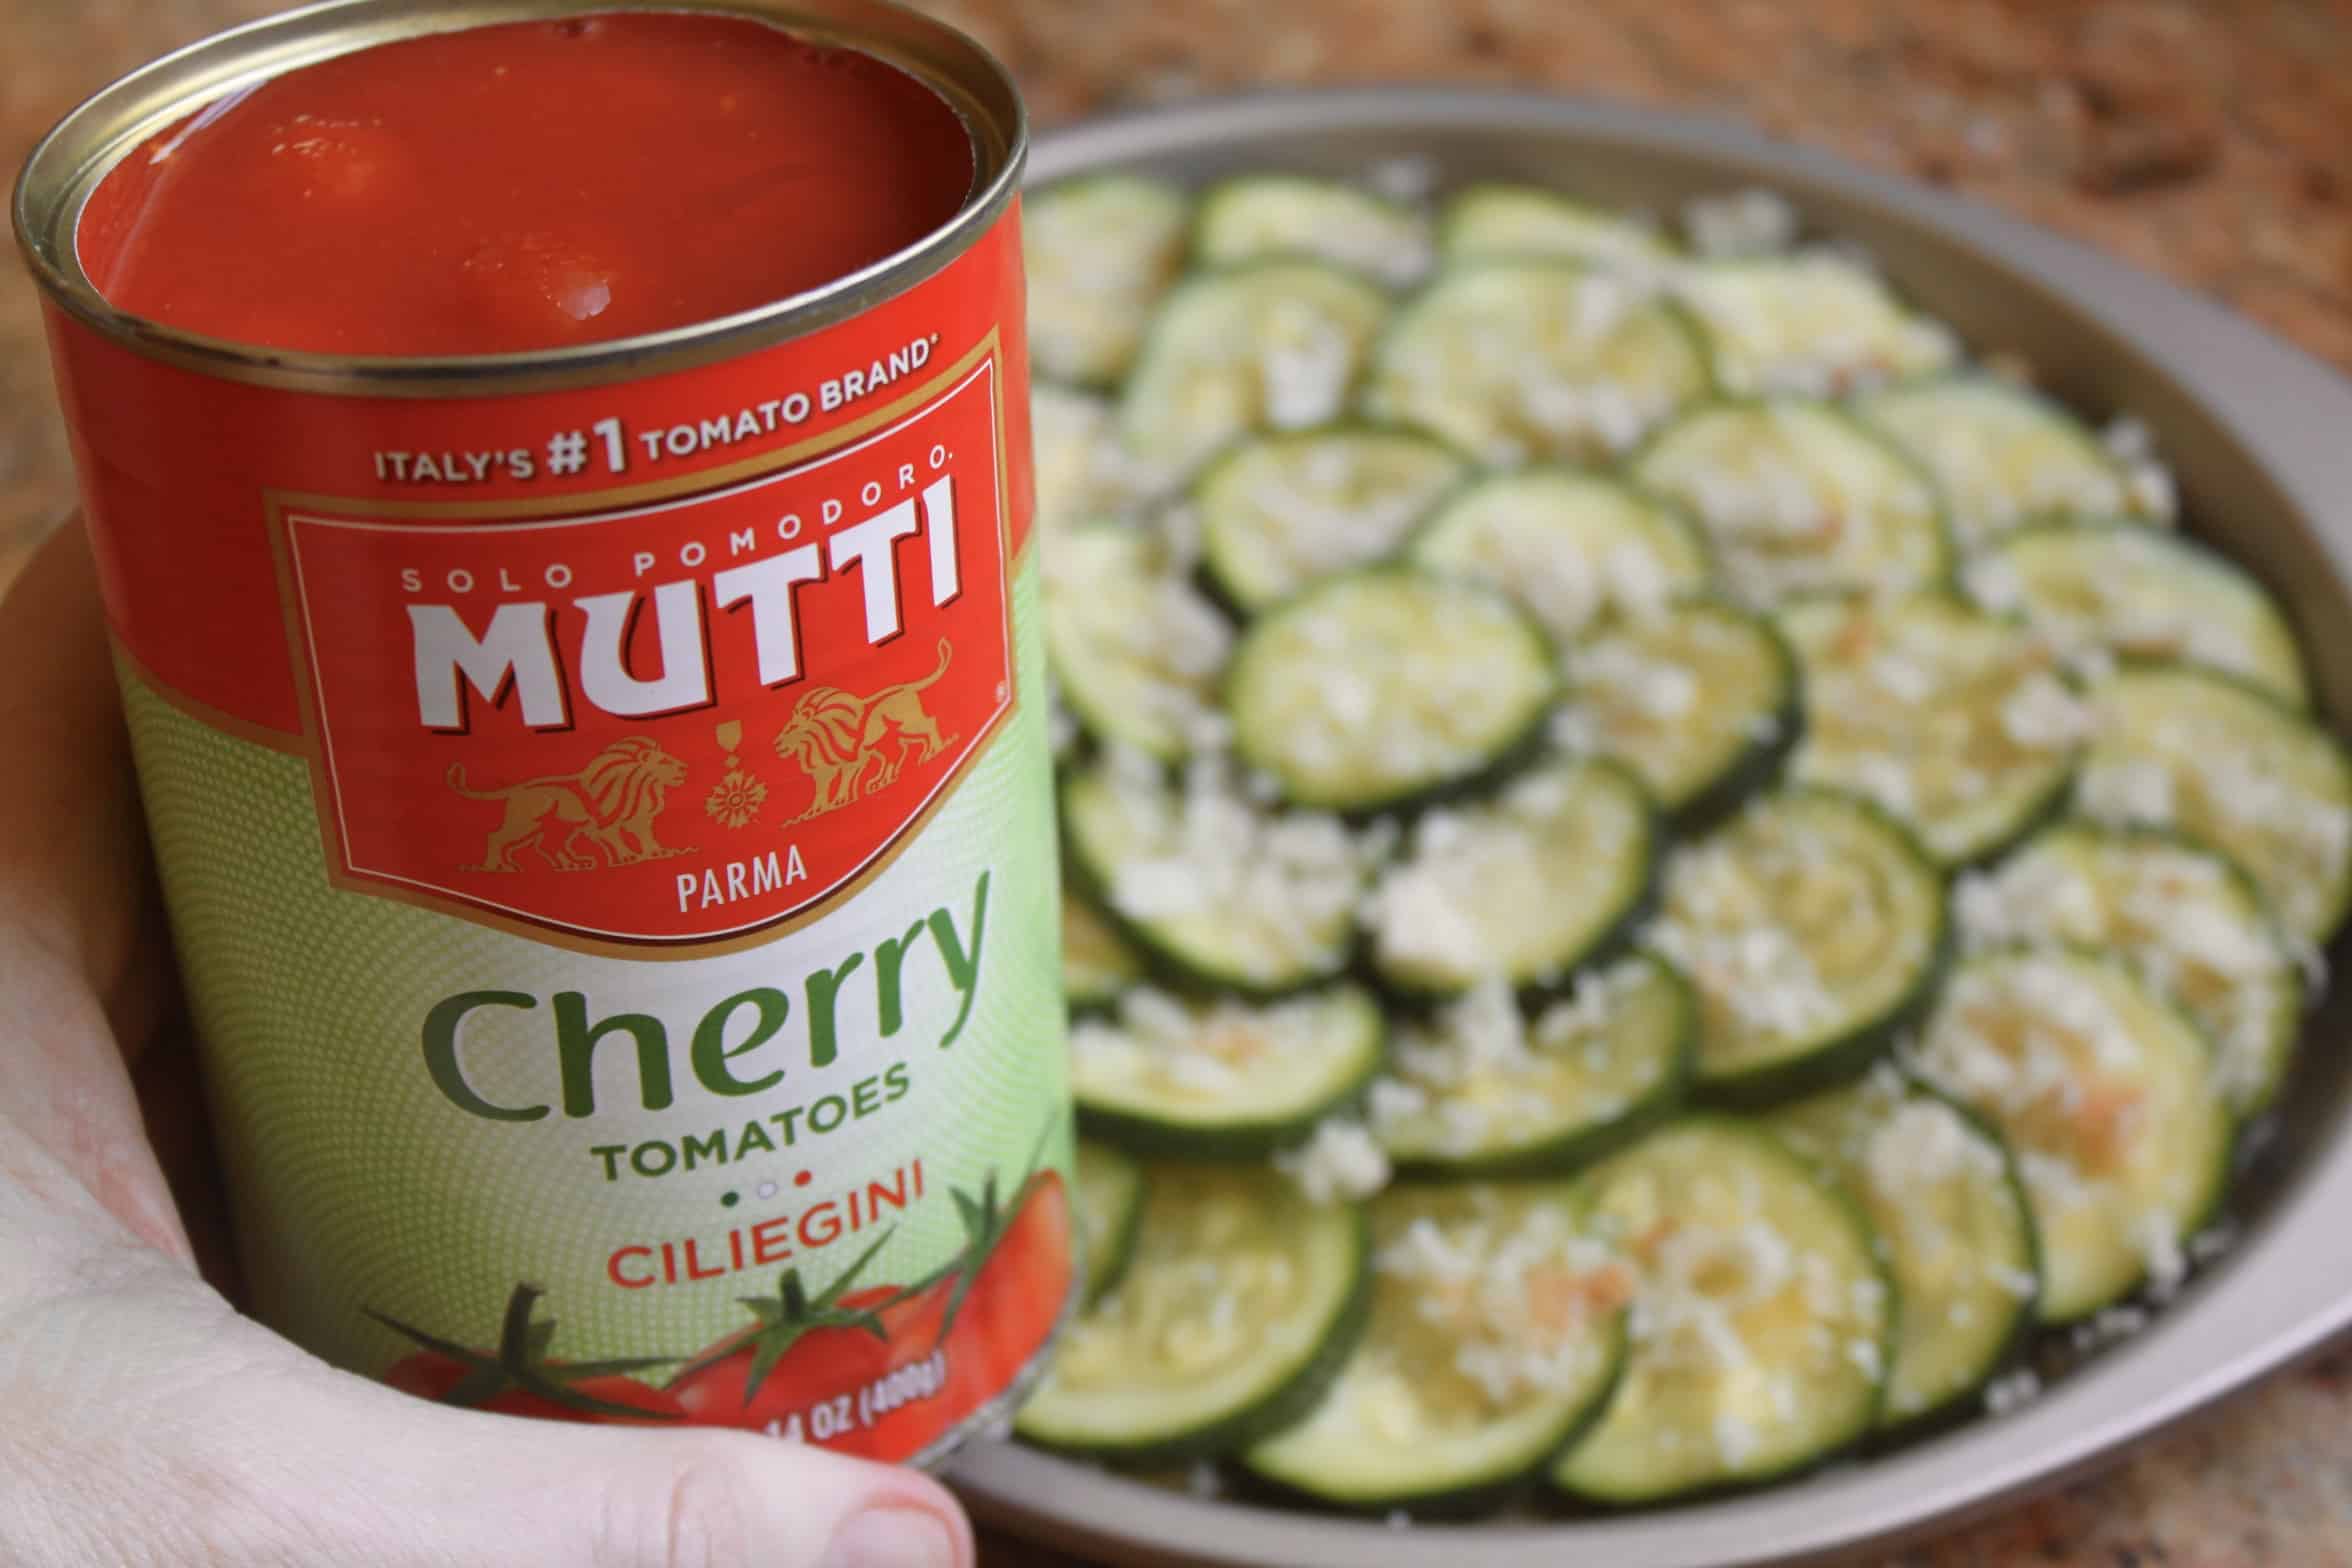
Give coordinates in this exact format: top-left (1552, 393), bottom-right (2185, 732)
top-left (11, 0), bottom-right (1028, 396)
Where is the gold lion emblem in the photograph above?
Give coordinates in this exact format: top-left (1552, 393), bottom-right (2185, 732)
top-left (774, 638), bottom-right (961, 823)
top-left (448, 736), bottom-right (689, 872)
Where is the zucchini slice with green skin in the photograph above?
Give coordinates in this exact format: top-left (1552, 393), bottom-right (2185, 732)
top-left (1194, 174), bottom-right (1435, 287)
top-left (1438, 182), bottom-right (1678, 272)
top-left (1013, 1163), bottom-right (1372, 1462)
top-left (1063, 882), bottom-right (1147, 1013)
top-left (1025, 175), bottom-right (1193, 387)
top-left (1673, 253), bottom-right (1959, 398)
top-left (1362, 758), bottom-right (1656, 997)
top-left (1855, 374), bottom-right (2139, 548)
top-left (1117, 259), bottom-right (1393, 485)
top-left (1551, 1118), bottom-right (1892, 1504)
top-left (1780, 593), bottom-right (2089, 866)
top-left (2076, 662), bottom-right (2352, 945)
top-left (1070, 986), bottom-right (1387, 1160)
top-left (1034, 384), bottom-right (1152, 542)
top-left (1558, 600), bottom-right (1800, 825)
top-left (1196, 425), bottom-right (1470, 614)
top-left (1373, 956), bottom-right (1695, 1177)
top-left (1907, 950), bottom-right (2232, 1324)
top-left (1361, 261), bottom-right (1713, 466)
top-left (1405, 468), bottom-right (1713, 642)
top-left (1227, 568), bottom-right (1559, 815)
top-left (1074, 1141), bottom-right (1149, 1304)
top-left (1630, 400), bottom-right (1953, 606)
top-left (1244, 1181), bottom-right (1632, 1510)
top-left (1648, 788), bottom-right (1946, 1105)
top-left (1966, 521), bottom-right (2310, 709)
top-left (1061, 753), bottom-right (1377, 996)
top-left (1044, 523), bottom-right (1234, 762)
top-left (1767, 1072), bottom-right (2038, 1432)
top-left (1956, 822), bottom-right (2305, 1118)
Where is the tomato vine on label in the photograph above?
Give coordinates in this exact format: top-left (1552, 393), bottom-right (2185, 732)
top-left (933, 1129), bottom-right (1075, 1412)
top-left (672, 1228), bottom-right (900, 1399)
top-left (668, 1227), bottom-right (953, 1440)
top-left (370, 1282), bottom-right (684, 1422)
top-left (364, 1125), bottom-right (1073, 1450)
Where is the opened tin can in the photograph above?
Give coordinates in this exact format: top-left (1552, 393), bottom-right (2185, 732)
top-left (14, 0), bottom-right (1073, 1464)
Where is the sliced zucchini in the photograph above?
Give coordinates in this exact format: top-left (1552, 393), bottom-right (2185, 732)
top-left (1551, 1118), bottom-right (1890, 1503)
top-left (1043, 523), bottom-right (1233, 762)
top-left (1780, 593), bottom-right (2088, 866)
top-left (1025, 175), bottom-right (1193, 386)
top-left (1955, 822), bottom-right (2305, 1118)
top-left (1034, 384), bottom-right (1150, 542)
top-left (1070, 986), bottom-right (1387, 1159)
top-left (1227, 568), bottom-right (1558, 814)
top-left (1063, 882), bottom-right (1146, 1012)
top-left (1061, 753), bottom-right (1375, 996)
top-left (1196, 425), bottom-right (1469, 614)
top-left (1406, 469), bottom-right (1713, 641)
top-left (1768, 1072), bottom-right (2038, 1431)
top-left (1013, 1163), bottom-right (1371, 1462)
top-left (1074, 1141), bottom-right (1148, 1304)
top-left (1855, 374), bottom-right (2138, 548)
top-left (2076, 663), bottom-right (2352, 945)
top-left (1558, 600), bottom-right (1800, 824)
top-left (1194, 173), bottom-right (1434, 287)
top-left (1647, 789), bottom-right (1946, 1104)
top-left (1374, 956), bottom-right (1694, 1177)
top-left (1244, 1182), bottom-right (1631, 1509)
top-left (1673, 253), bottom-right (1959, 397)
top-left (1966, 522), bottom-right (2310, 709)
top-left (1362, 261), bottom-right (1712, 466)
top-left (1438, 182), bottom-right (1678, 272)
top-left (1362, 758), bottom-right (1655, 996)
top-left (1631, 400), bottom-right (1952, 606)
top-left (1118, 260), bottom-right (1392, 485)
top-left (1908, 950), bottom-right (2232, 1323)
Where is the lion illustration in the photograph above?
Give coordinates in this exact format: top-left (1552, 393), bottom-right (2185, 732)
top-left (773, 638), bottom-right (961, 823)
top-left (448, 736), bottom-right (689, 872)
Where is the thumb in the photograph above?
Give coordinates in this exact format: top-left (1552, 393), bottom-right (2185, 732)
top-left (308, 1393), bottom-right (980, 1568)
top-left (11, 1270), bottom-right (974, 1568)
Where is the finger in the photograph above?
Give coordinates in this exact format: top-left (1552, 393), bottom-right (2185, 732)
top-left (0, 520), bottom-right (190, 1260)
top-left (5, 1274), bottom-right (973, 1568)
top-left (0, 519), bottom-right (157, 1027)
top-left (129, 1021), bottom-right (236, 1291)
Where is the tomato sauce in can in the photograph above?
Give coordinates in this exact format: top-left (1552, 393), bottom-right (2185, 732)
top-left (14, 0), bottom-right (1073, 1462)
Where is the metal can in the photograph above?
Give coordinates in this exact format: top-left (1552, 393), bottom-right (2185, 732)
top-left (14, 0), bottom-right (1072, 1464)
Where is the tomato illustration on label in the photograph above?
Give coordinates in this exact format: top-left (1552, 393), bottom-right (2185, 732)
top-left (371, 1283), bottom-right (684, 1423)
top-left (659, 1147), bottom-right (1072, 1457)
top-left (940, 1164), bottom-right (1074, 1415)
top-left (669, 1228), bottom-right (948, 1451)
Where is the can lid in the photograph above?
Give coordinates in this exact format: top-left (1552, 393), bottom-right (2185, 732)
top-left (12, 0), bottom-right (1027, 394)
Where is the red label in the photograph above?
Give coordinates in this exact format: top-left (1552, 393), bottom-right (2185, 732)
top-left (278, 358), bottom-right (1011, 944)
top-left (49, 207), bottom-right (1034, 741)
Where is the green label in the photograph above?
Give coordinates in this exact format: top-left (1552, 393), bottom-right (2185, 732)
top-left (121, 556), bottom-right (1072, 1455)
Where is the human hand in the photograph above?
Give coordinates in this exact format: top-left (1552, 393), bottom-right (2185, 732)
top-left (0, 521), bottom-right (976, 1568)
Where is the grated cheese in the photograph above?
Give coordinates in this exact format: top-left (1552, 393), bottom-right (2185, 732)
top-left (1097, 751), bottom-right (1382, 984)
top-left (1683, 188), bottom-right (1800, 257)
top-left (1275, 1117), bottom-right (1392, 1204)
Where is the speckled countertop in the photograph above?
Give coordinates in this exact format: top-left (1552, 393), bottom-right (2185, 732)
top-left (7, 3), bottom-right (2352, 1564)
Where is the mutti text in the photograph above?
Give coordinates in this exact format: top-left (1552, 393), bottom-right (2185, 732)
top-left (404, 470), bottom-right (962, 732)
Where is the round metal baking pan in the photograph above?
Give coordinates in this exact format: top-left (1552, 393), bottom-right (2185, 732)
top-left (950, 87), bottom-right (2352, 1568)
